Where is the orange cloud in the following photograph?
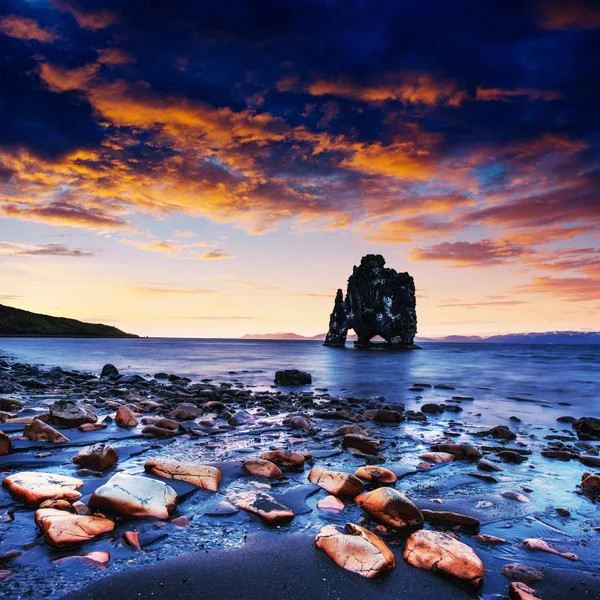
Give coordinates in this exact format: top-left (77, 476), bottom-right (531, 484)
top-left (201, 249), bottom-right (232, 260)
top-left (475, 87), bottom-right (561, 102)
top-left (52, 0), bottom-right (118, 30)
top-left (517, 276), bottom-right (600, 301)
top-left (96, 48), bottom-right (134, 66)
top-left (39, 62), bottom-right (100, 92)
top-left (307, 72), bottom-right (468, 107)
top-left (538, 0), bottom-right (600, 30)
top-left (0, 15), bottom-right (59, 42)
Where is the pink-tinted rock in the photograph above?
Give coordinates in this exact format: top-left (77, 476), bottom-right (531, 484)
top-left (35, 508), bottom-right (114, 548)
top-left (308, 467), bottom-right (364, 497)
top-left (23, 420), bottom-right (69, 443)
top-left (144, 459), bottom-right (221, 491)
top-left (123, 531), bottom-right (141, 550)
top-left (355, 487), bottom-right (423, 530)
top-left (170, 515), bottom-right (190, 527)
top-left (404, 529), bottom-right (484, 589)
top-left (509, 581), bottom-right (542, 600)
top-left (2, 472), bottom-right (83, 505)
top-left (420, 452), bottom-right (455, 464)
top-left (317, 495), bottom-right (345, 512)
top-left (501, 491), bottom-right (530, 503)
top-left (78, 423), bottom-right (107, 432)
top-left (315, 523), bottom-right (395, 578)
top-left (89, 473), bottom-right (177, 519)
top-left (522, 538), bottom-right (577, 561)
top-left (355, 466), bottom-right (397, 484)
top-left (53, 551), bottom-right (110, 567)
top-left (243, 459), bottom-right (283, 479)
top-left (230, 490), bottom-right (294, 523)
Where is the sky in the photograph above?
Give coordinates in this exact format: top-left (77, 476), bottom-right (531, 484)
top-left (0, 0), bottom-right (599, 338)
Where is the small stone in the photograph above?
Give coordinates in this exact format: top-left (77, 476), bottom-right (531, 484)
top-left (342, 434), bottom-right (380, 455)
top-left (243, 459), bottom-right (283, 479)
top-left (522, 538), bottom-right (577, 561)
top-left (477, 458), bottom-right (503, 472)
top-left (123, 531), bottom-right (141, 550)
top-left (335, 425), bottom-right (367, 436)
top-left (502, 563), bottom-right (544, 585)
top-left (52, 551), bottom-right (110, 567)
top-left (501, 491), bottom-right (529, 503)
top-left (355, 487), bottom-right (423, 530)
top-left (259, 449), bottom-right (306, 468)
top-left (78, 423), bottom-right (107, 432)
top-left (315, 523), bottom-right (395, 578)
top-left (421, 509), bottom-right (480, 532)
top-left (430, 443), bottom-right (481, 459)
top-left (498, 451), bottom-right (527, 463)
top-left (509, 581), bottom-right (541, 600)
top-left (2, 472), bottom-right (83, 505)
top-left (420, 452), bottom-right (455, 464)
top-left (581, 472), bottom-right (600, 492)
top-left (421, 403), bottom-right (444, 414)
top-left (170, 516), bottom-right (190, 527)
top-left (49, 401), bottom-right (96, 427)
top-left (23, 420), bottom-right (69, 443)
top-left (362, 409), bottom-right (405, 423)
top-left (0, 432), bottom-right (10, 456)
top-left (317, 495), bottom-right (345, 513)
top-left (308, 467), bottom-right (364, 497)
top-left (404, 529), bottom-right (484, 589)
top-left (475, 534), bottom-right (509, 544)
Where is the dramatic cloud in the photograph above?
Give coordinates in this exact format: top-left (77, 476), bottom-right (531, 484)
top-left (411, 240), bottom-right (529, 266)
top-left (0, 15), bottom-right (59, 42)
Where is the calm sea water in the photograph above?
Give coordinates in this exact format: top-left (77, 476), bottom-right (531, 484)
top-left (1, 338), bottom-right (599, 424)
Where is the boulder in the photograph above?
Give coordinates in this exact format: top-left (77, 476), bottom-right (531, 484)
top-left (242, 459), bottom-right (283, 479)
top-left (355, 466), bottom-right (397, 484)
top-left (144, 460), bottom-right (222, 491)
top-left (274, 370), bottom-right (312, 386)
top-left (24, 419), bottom-right (69, 443)
top-left (341, 434), bottom-right (380, 455)
top-left (430, 443), bottom-right (481, 459)
top-left (308, 467), bottom-right (364, 497)
top-left (355, 487), bottom-right (423, 530)
top-left (0, 431), bottom-right (11, 456)
top-left (115, 406), bottom-right (138, 427)
top-left (404, 529), bottom-right (484, 589)
top-left (2, 472), bottom-right (83, 505)
top-left (572, 417), bottom-right (600, 440)
top-left (230, 490), bottom-right (294, 523)
top-left (0, 397), bottom-right (24, 410)
top-left (315, 523), bottom-right (396, 578)
top-left (89, 473), bottom-right (177, 519)
top-left (72, 444), bottom-right (119, 470)
top-left (100, 364), bottom-right (119, 378)
top-left (49, 401), bottom-right (96, 427)
top-left (323, 255), bottom-right (417, 348)
top-left (259, 449), bottom-right (306, 468)
top-left (35, 508), bottom-right (114, 548)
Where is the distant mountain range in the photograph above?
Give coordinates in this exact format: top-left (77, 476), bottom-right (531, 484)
top-left (242, 331), bottom-right (600, 344)
top-left (0, 304), bottom-right (138, 338)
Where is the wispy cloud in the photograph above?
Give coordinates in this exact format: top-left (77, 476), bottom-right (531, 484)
top-left (411, 240), bottom-right (529, 266)
top-left (0, 242), bottom-right (94, 257)
top-left (201, 248), bottom-right (232, 260)
top-left (126, 286), bottom-right (218, 295)
top-left (218, 278), bottom-right (279, 290)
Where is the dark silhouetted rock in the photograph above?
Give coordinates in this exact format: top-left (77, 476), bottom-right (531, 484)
top-left (274, 370), bottom-right (312, 385)
top-left (324, 255), bottom-right (417, 348)
top-left (572, 417), bottom-right (600, 440)
top-left (100, 364), bottom-right (119, 378)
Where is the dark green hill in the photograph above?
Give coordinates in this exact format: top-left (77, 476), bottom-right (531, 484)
top-left (0, 304), bottom-right (138, 337)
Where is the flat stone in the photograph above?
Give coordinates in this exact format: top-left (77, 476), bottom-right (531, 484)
top-left (335, 425), bottom-right (367, 436)
top-left (230, 490), bottom-right (294, 523)
top-left (420, 452), bottom-right (455, 464)
top-left (243, 459), bottom-right (283, 479)
top-left (53, 551), bottom-right (111, 567)
top-left (259, 449), bottom-right (306, 468)
top-left (477, 458), bottom-right (503, 472)
top-left (2, 472), bottom-right (83, 505)
top-left (49, 401), bottom-right (96, 427)
top-left (404, 529), bottom-right (484, 589)
top-left (355, 487), bottom-right (423, 530)
top-left (363, 409), bottom-right (405, 423)
top-left (315, 523), bottom-right (395, 578)
top-left (498, 451), bottom-right (527, 463)
top-left (355, 466), bottom-right (397, 484)
top-left (342, 434), bottom-right (380, 455)
top-left (89, 473), bottom-right (177, 519)
top-left (35, 508), bottom-right (114, 548)
top-left (501, 491), bottom-right (530, 503)
top-left (73, 444), bottom-right (119, 470)
top-left (23, 420), bottom-right (69, 443)
top-left (317, 495), bottom-right (345, 512)
top-left (144, 459), bottom-right (222, 491)
top-left (430, 443), bottom-right (481, 459)
top-left (308, 467), bottom-right (364, 497)
top-left (421, 510), bottom-right (480, 532)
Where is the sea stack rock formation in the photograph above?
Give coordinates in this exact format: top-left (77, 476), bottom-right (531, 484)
top-left (324, 254), bottom-right (417, 349)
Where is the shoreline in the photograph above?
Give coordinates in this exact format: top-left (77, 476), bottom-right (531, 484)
top-left (0, 351), bottom-right (599, 599)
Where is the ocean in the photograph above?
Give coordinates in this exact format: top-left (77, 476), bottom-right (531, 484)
top-left (1, 337), bottom-right (598, 423)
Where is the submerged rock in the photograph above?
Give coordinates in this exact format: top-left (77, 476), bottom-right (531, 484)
top-left (230, 490), bottom-right (294, 523)
top-left (355, 487), bottom-right (423, 530)
top-left (323, 255), bottom-right (418, 348)
top-left (315, 523), bottom-right (396, 578)
top-left (144, 460), bottom-right (222, 491)
top-left (23, 419), bottom-right (69, 443)
top-left (89, 473), bottom-right (177, 519)
top-left (403, 529), bottom-right (484, 589)
top-left (2, 472), bottom-right (83, 505)
top-left (72, 444), bottom-right (118, 470)
top-left (308, 467), bottom-right (364, 497)
top-left (35, 508), bottom-right (114, 548)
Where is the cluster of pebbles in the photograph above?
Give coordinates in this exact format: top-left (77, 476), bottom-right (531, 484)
top-left (0, 356), bottom-right (599, 599)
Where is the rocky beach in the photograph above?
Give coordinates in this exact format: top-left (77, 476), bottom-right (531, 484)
top-left (0, 347), bottom-right (599, 600)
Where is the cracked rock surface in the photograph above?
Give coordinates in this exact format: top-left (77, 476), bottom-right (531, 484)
top-left (144, 459), bottom-right (222, 491)
top-left (2, 471), bottom-right (84, 505)
top-left (35, 508), bottom-right (115, 549)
